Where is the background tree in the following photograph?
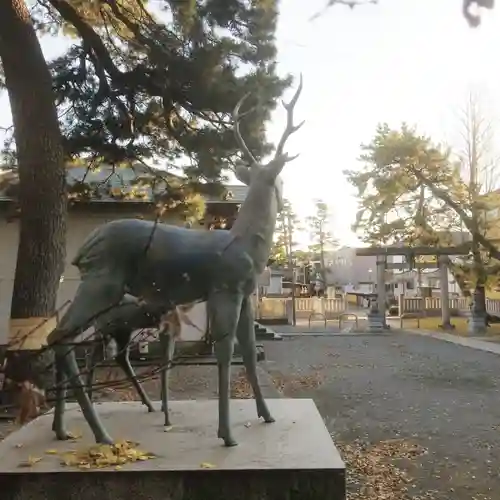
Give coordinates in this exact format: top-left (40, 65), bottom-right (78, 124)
top-left (346, 126), bottom-right (461, 292)
top-left (270, 198), bottom-right (301, 267)
top-left (452, 91), bottom-right (500, 309)
top-left (0, 1), bottom-right (67, 335)
top-left (306, 199), bottom-right (338, 289)
top-left (348, 115), bottom-right (500, 310)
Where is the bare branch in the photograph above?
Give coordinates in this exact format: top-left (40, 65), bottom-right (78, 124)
top-left (310, 0), bottom-right (378, 21)
top-left (409, 166), bottom-right (500, 262)
top-left (463, 0), bottom-right (495, 28)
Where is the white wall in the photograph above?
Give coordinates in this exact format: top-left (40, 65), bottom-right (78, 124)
top-left (263, 275), bottom-right (283, 295)
top-left (344, 283), bottom-right (373, 295)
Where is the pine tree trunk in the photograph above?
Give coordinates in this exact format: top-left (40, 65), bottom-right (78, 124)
top-left (0, 0), bottom-right (67, 407)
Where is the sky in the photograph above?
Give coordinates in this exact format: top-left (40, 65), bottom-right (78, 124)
top-left (1, 0), bottom-right (500, 248)
top-left (270, 0), bottom-right (500, 246)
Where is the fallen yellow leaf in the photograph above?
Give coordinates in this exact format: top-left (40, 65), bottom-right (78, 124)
top-left (45, 449), bottom-right (58, 455)
top-left (18, 456), bottom-right (42, 467)
top-left (59, 440), bottom-right (156, 469)
top-left (200, 462), bottom-right (216, 469)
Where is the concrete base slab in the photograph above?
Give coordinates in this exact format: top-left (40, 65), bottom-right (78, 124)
top-left (367, 312), bottom-right (388, 333)
top-left (0, 399), bottom-right (345, 500)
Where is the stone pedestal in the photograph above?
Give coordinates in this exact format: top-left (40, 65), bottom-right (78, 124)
top-left (367, 310), bottom-right (388, 333)
top-left (0, 399), bottom-right (345, 500)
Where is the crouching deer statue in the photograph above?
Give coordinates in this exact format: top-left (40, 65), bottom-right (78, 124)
top-left (86, 294), bottom-right (200, 417)
top-left (45, 75), bottom-right (304, 447)
top-left (84, 294), bottom-right (162, 411)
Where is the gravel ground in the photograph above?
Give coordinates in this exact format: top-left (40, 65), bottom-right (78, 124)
top-left (262, 332), bottom-right (500, 499)
top-left (2, 333), bottom-right (499, 499)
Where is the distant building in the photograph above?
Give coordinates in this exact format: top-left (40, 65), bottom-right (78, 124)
top-left (320, 236), bottom-right (470, 299)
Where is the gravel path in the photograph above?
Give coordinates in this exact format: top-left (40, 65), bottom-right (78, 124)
top-left (262, 332), bottom-right (500, 500)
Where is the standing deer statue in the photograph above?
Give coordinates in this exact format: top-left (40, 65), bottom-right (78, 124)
top-left (45, 75), bottom-right (304, 447)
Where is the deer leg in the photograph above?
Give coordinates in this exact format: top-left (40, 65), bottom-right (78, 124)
top-left (49, 274), bottom-right (125, 444)
top-left (159, 330), bottom-right (175, 426)
top-left (208, 290), bottom-right (243, 447)
top-left (52, 351), bottom-right (69, 440)
top-left (57, 342), bottom-right (114, 444)
top-left (85, 338), bottom-right (103, 402)
top-left (114, 332), bottom-right (155, 413)
top-left (236, 297), bottom-right (275, 423)
top-left (48, 272), bottom-right (125, 346)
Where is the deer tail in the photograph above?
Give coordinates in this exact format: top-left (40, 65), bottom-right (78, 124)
top-left (71, 226), bottom-right (105, 267)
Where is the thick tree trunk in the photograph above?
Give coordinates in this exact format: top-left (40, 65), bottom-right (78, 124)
top-left (0, 0), bottom-right (67, 410)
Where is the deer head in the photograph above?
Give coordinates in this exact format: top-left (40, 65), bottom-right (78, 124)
top-left (232, 75), bottom-right (304, 212)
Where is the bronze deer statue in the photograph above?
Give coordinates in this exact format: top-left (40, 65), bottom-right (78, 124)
top-left (44, 75), bottom-right (304, 446)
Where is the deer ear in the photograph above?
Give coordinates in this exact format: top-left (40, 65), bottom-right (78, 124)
top-left (234, 164), bottom-right (251, 185)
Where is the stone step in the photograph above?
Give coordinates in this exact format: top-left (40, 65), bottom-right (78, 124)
top-left (0, 399), bottom-right (346, 500)
top-left (254, 322), bottom-right (283, 341)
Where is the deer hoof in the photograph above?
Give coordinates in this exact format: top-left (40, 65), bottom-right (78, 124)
top-left (54, 430), bottom-right (71, 441)
top-left (257, 405), bottom-right (275, 423)
top-left (218, 430), bottom-right (238, 447)
top-left (95, 433), bottom-right (114, 445)
top-left (223, 437), bottom-right (238, 447)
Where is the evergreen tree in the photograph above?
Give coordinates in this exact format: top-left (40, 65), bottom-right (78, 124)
top-left (306, 200), bottom-right (338, 288)
top-left (347, 121), bottom-right (500, 309)
top-left (0, 0), bottom-right (288, 403)
top-left (270, 198), bottom-right (301, 267)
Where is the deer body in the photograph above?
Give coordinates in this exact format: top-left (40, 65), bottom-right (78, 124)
top-left (45, 75), bottom-right (303, 447)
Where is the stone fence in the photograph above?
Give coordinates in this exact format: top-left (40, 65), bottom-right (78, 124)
top-left (254, 297), bottom-right (348, 322)
top-left (398, 295), bottom-right (500, 317)
top-left (254, 295), bottom-right (500, 323)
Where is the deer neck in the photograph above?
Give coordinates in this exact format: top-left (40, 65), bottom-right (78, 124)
top-left (230, 182), bottom-right (278, 274)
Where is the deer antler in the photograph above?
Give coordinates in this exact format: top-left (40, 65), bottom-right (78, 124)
top-left (274, 74), bottom-right (304, 163)
top-left (232, 74), bottom-right (304, 166)
top-left (233, 94), bottom-right (258, 165)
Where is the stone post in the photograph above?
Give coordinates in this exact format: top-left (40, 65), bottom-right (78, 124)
top-left (438, 255), bottom-right (453, 330)
top-left (377, 254), bottom-right (387, 321)
top-left (468, 287), bottom-right (488, 335)
top-left (367, 254), bottom-right (388, 332)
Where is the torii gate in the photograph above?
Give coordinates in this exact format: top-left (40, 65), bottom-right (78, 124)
top-left (355, 245), bottom-right (473, 332)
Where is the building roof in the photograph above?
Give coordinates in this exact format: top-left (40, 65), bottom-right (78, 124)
top-left (0, 163), bottom-right (249, 205)
top-left (212, 184), bottom-right (248, 204)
